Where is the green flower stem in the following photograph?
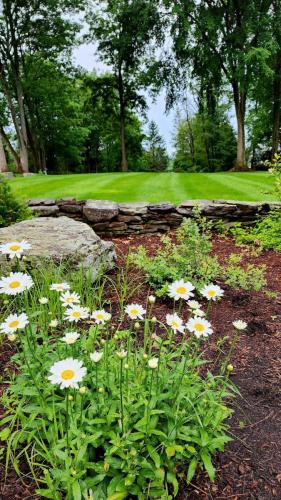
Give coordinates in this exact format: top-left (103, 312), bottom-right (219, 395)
top-left (119, 358), bottom-right (124, 434)
top-left (146, 369), bottom-right (154, 436)
top-left (65, 389), bottom-right (70, 453)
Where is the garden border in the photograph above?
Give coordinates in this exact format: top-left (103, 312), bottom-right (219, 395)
top-left (27, 198), bottom-right (281, 236)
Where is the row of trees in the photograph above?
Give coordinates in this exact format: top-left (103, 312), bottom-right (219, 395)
top-left (0, 1), bottom-right (281, 174)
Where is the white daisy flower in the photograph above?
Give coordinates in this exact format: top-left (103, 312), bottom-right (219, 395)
top-left (39, 297), bottom-right (49, 304)
top-left (0, 240), bottom-right (31, 259)
top-left (90, 351), bottom-right (103, 363)
top-left (91, 309), bottom-right (111, 324)
top-left (233, 320), bottom-right (247, 330)
top-left (116, 349), bottom-right (127, 359)
top-left (61, 331), bottom-right (80, 344)
top-left (50, 282), bottom-right (70, 292)
top-left (49, 319), bottom-right (58, 328)
top-left (148, 357), bottom-right (158, 369)
top-left (0, 313), bottom-right (29, 334)
top-left (125, 303), bottom-right (146, 320)
top-left (64, 306), bottom-right (89, 323)
top-left (200, 284), bottom-right (224, 301)
top-left (168, 279), bottom-right (194, 301)
top-left (166, 313), bottom-right (185, 333)
top-left (60, 291), bottom-right (80, 307)
top-left (188, 300), bottom-right (201, 310)
top-left (186, 316), bottom-right (213, 338)
top-left (0, 272), bottom-right (33, 295)
top-left (48, 357), bottom-right (87, 389)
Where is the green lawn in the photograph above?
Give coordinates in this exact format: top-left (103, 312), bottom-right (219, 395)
top-left (9, 171), bottom-right (276, 203)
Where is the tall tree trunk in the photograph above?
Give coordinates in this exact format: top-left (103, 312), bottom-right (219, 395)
top-left (233, 85), bottom-right (248, 170)
top-left (0, 133), bottom-right (8, 172)
top-left (272, 50), bottom-right (281, 157)
top-left (118, 68), bottom-right (128, 172)
top-left (0, 126), bottom-right (21, 171)
top-left (15, 78), bottom-right (29, 173)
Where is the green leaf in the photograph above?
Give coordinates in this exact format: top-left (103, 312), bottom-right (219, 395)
top-left (187, 458), bottom-right (198, 483)
top-left (72, 480), bottom-right (81, 500)
top-left (147, 444), bottom-right (161, 468)
top-left (167, 471), bottom-right (179, 496)
top-left (107, 493), bottom-right (128, 500)
top-left (200, 450), bottom-right (215, 481)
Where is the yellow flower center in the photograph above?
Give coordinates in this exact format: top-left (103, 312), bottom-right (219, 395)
top-left (72, 311), bottom-right (81, 318)
top-left (97, 313), bottom-right (104, 319)
top-left (172, 321), bottom-right (179, 329)
top-left (66, 297), bottom-right (74, 303)
top-left (9, 245), bottom-right (21, 251)
top-left (9, 281), bottom-right (21, 289)
top-left (9, 320), bottom-right (19, 328)
top-left (130, 309), bottom-right (138, 316)
top-left (194, 323), bottom-right (204, 332)
top-left (207, 290), bottom-right (216, 297)
top-left (176, 286), bottom-right (186, 295)
top-left (61, 369), bottom-right (75, 380)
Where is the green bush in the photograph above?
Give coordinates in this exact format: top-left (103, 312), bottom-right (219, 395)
top-left (131, 214), bottom-right (220, 295)
top-left (223, 254), bottom-right (267, 291)
top-left (232, 210), bottom-right (281, 252)
top-left (0, 176), bottom-right (31, 227)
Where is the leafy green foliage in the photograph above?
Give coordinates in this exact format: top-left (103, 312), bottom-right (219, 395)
top-left (174, 110), bottom-right (236, 172)
top-left (232, 211), bottom-right (281, 252)
top-left (0, 176), bottom-right (31, 227)
top-left (223, 254), bottom-right (267, 291)
top-left (131, 212), bottom-right (220, 294)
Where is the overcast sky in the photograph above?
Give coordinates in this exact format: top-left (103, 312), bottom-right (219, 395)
top-left (73, 43), bottom-right (177, 154)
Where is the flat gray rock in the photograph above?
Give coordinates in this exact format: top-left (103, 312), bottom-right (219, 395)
top-left (118, 202), bottom-right (148, 215)
top-left (0, 217), bottom-right (115, 280)
top-left (83, 200), bottom-right (119, 222)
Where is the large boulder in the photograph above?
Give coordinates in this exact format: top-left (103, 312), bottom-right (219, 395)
top-left (0, 217), bottom-right (115, 279)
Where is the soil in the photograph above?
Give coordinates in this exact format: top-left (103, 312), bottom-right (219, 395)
top-left (0, 234), bottom-right (280, 500)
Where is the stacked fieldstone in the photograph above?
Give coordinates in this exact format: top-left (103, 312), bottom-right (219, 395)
top-left (27, 198), bottom-right (281, 236)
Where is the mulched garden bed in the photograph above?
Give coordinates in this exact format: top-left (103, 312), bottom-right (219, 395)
top-left (1, 234), bottom-right (280, 500)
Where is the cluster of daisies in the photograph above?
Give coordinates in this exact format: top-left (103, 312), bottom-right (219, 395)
top-left (0, 240), bottom-right (247, 392)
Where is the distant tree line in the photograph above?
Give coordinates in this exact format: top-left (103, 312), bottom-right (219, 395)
top-left (0, 0), bottom-right (280, 174)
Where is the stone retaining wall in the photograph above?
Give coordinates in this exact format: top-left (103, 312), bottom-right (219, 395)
top-left (27, 198), bottom-right (281, 236)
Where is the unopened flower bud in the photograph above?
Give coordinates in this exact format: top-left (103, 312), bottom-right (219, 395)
top-left (68, 394), bottom-right (73, 401)
top-left (8, 333), bottom-right (17, 342)
top-left (148, 295), bottom-right (156, 304)
top-left (113, 334), bottom-right (118, 340)
top-left (143, 353), bottom-right (148, 360)
top-left (151, 316), bottom-right (157, 323)
top-left (227, 364), bottom-right (234, 372)
top-left (3, 299), bottom-right (9, 305)
top-left (79, 386), bottom-right (87, 395)
top-left (104, 462), bottom-right (110, 472)
top-left (101, 339), bottom-right (106, 345)
top-left (134, 321), bottom-right (140, 330)
top-left (124, 363), bottom-right (129, 369)
top-left (98, 387), bottom-right (104, 393)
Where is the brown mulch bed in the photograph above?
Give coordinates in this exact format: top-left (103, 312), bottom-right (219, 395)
top-left (1, 234), bottom-right (281, 499)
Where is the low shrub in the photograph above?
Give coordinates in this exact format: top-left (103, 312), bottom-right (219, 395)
top-left (0, 243), bottom-right (241, 499)
top-left (0, 176), bottom-right (31, 227)
top-left (232, 210), bottom-right (281, 252)
top-left (223, 254), bottom-right (267, 291)
top-left (131, 213), bottom-right (220, 295)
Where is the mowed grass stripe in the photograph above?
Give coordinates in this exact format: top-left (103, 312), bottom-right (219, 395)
top-left (9, 172), bottom-right (276, 203)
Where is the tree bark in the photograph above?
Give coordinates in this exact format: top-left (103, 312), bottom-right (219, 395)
top-left (233, 84), bottom-right (248, 170)
top-left (118, 67), bottom-right (128, 172)
top-left (0, 133), bottom-right (8, 172)
top-left (272, 50), bottom-right (281, 157)
top-left (0, 126), bottom-right (21, 171)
